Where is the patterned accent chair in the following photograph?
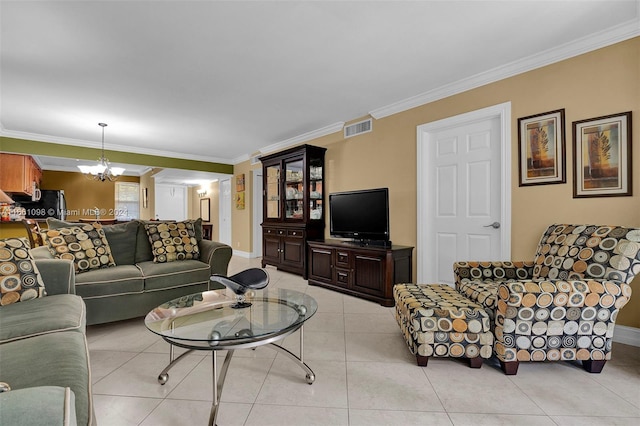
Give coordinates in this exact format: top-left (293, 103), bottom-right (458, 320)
top-left (454, 224), bottom-right (638, 375)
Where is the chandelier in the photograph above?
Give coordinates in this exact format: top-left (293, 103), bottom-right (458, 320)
top-left (77, 123), bottom-right (125, 181)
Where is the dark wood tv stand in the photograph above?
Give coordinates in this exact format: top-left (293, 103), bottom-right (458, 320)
top-left (307, 239), bottom-right (414, 307)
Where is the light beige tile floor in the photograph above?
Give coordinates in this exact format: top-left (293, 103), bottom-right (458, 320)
top-left (88, 256), bottom-right (640, 426)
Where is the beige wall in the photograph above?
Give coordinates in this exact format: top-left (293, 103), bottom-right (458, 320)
top-left (139, 170), bottom-right (155, 220)
top-left (42, 171), bottom-right (140, 221)
top-left (231, 162), bottom-right (254, 252)
top-left (188, 180), bottom-right (221, 241)
top-left (232, 37), bottom-right (640, 328)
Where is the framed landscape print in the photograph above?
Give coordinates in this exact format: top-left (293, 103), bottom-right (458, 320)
top-left (573, 111), bottom-right (632, 198)
top-left (236, 173), bottom-right (245, 192)
top-left (235, 191), bottom-right (245, 210)
top-left (518, 109), bottom-right (566, 186)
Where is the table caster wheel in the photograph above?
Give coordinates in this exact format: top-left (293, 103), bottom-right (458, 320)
top-left (158, 373), bottom-right (169, 385)
top-left (305, 373), bottom-right (315, 384)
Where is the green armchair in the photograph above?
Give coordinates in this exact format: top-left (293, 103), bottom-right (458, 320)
top-left (0, 241), bottom-right (93, 425)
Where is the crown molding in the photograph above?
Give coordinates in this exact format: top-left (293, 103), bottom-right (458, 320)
top-left (251, 121), bottom-right (345, 161)
top-left (369, 18), bottom-right (640, 120)
top-left (0, 125), bottom-right (232, 165)
top-left (231, 153), bottom-right (252, 166)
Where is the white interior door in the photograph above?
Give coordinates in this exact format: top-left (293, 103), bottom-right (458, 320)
top-left (219, 178), bottom-right (232, 246)
top-left (252, 169), bottom-right (263, 258)
top-left (417, 102), bottom-right (511, 285)
top-left (154, 184), bottom-right (187, 221)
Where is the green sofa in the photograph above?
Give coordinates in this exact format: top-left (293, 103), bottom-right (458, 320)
top-left (31, 219), bottom-right (233, 325)
top-left (0, 257), bottom-right (93, 426)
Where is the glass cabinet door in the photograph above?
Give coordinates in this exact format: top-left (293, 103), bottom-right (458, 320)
top-left (284, 159), bottom-right (304, 219)
top-left (265, 164), bottom-right (280, 219)
top-left (309, 158), bottom-right (323, 221)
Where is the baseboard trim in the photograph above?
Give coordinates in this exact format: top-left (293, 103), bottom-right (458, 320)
top-left (614, 324), bottom-right (640, 347)
top-left (232, 250), bottom-right (252, 259)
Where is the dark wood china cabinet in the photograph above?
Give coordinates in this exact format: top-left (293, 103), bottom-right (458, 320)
top-left (259, 145), bottom-right (326, 278)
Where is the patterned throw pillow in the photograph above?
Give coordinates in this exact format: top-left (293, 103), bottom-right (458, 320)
top-left (0, 238), bottom-right (46, 305)
top-left (144, 221), bottom-right (200, 263)
top-left (41, 223), bottom-right (116, 274)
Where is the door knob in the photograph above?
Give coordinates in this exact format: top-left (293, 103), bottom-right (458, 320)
top-left (484, 222), bottom-right (501, 229)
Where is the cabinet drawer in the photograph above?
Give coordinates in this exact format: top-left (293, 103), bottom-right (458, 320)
top-left (263, 228), bottom-right (285, 236)
top-left (336, 251), bottom-right (350, 268)
top-left (287, 229), bottom-right (304, 238)
top-left (335, 268), bottom-right (351, 287)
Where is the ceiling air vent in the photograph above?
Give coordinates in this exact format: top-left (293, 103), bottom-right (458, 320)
top-left (344, 118), bottom-right (372, 138)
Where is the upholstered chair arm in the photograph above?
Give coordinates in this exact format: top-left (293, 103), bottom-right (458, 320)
top-left (453, 261), bottom-right (534, 292)
top-left (494, 279), bottom-right (632, 370)
top-left (198, 239), bottom-right (233, 276)
top-left (34, 259), bottom-right (76, 295)
top-left (454, 262), bottom-right (533, 316)
top-left (30, 245), bottom-right (54, 260)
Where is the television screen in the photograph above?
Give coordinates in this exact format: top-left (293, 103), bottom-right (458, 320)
top-left (329, 188), bottom-right (389, 241)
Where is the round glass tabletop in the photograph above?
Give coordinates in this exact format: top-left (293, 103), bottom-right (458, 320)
top-left (145, 288), bottom-right (318, 349)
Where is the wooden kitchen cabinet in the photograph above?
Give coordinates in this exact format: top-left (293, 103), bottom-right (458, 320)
top-left (0, 153), bottom-right (42, 195)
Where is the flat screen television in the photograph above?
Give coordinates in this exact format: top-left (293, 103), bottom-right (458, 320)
top-left (329, 188), bottom-right (390, 245)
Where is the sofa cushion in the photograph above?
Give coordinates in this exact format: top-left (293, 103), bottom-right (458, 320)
top-left (0, 238), bottom-right (47, 305)
top-left (0, 331), bottom-right (92, 426)
top-left (74, 265), bottom-right (144, 298)
top-left (137, 259), bottom-right (210, 291)
top-left (144, 221), bottom-right (200, 263)
top-left (101, 221), bottom-right (138, 265)
top-left (532, 224), bottom-right (640, 283)
top-left (0, 386), bottom-right (76, 426)
top-left (0, 294), bottom-right (85, 344)
top-left (48, 218), bottom-right (139, 266)
top-left (41, 223), bottom-right (116, 274)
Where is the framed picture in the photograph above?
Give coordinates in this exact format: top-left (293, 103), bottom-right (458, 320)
top-left (200, 198), bottom-right (210, 222)
top-left (573, 111), bottom-right (632, 198)
top-left (235, 191), bottom-right (245, 210)
top-left (518, 109), bottom-right (566, 186)
top-left (236, 173), bottom-right (245, 192)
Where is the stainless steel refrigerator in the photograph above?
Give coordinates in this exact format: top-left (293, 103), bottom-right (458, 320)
top-left (17, 190), bottom-right (67, 219)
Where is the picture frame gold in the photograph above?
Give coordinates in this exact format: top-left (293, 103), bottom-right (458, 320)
top-left (573, 111), bottom-right (632, 198)
top-left (518, 109), bottom-right (566, 186)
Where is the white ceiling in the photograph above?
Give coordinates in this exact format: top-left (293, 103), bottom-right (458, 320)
top-left (1, 0), bottom-right (639, 170)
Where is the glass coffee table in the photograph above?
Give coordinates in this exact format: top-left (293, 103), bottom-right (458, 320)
top-left (145, 288), bottom-right (317, 426)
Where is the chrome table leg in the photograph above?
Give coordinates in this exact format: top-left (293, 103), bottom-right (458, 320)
top-left (208, 350), bottom-right (234, 426)
top-left (268, 325), bottom-right (315, 384)
top-left (158, 343), bottom-right (194, 385)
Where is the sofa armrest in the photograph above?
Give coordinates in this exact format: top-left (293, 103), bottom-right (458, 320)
top-left (453, 261), bottom-right (534, 292)
top-left (34, 259), bottom-right (76, 295)
top-left (30, 245), bottom-right (54, 260)
top-left (199, 239), bottom-right (233, 276)
top-left (494, 279), bottom-right (632, 363)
